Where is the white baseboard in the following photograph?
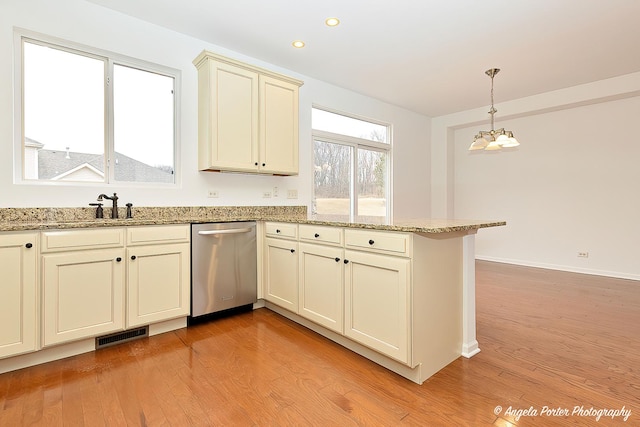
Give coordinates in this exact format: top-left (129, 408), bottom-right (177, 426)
top-left (476, 256), bottom-right (640, 282)
top-left (0, 319), bottom-right (187, 375)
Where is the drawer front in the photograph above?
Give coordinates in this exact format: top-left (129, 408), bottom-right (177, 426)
top-left (299, 224), bottom-right (343, 246)
top-left (41, 228), bottom-right (125, 253)
top-left (344, 229), bottom-right (410, 256)
top-left (126, 225), bottom-right (190, 246)
top-left (265, 222), bottom-right (298, 239)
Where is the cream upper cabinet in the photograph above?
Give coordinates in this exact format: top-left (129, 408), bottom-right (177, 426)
top-left (259, 75), bottom-right (299, 175)
top-left (126, 226), bottom-right (190, 328)
top-left (193, 51), bottom-right (303, 175)
top-left (0, 233), bottom-right (38, 359)
top-left (343, 249), bottom-right (411, 363)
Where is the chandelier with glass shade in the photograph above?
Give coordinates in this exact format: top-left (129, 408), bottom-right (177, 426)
top-left (469, 68), bottom-right (520, 151)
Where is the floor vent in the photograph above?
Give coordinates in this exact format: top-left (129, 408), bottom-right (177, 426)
top-left (96, 326), bottom-right (148, 349)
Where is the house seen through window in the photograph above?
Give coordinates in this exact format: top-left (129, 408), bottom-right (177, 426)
top-left (312, 107), bottom-right (391, 223)
top-left (21, 37), bottom-right (177, 184)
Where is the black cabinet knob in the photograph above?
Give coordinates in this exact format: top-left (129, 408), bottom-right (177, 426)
top-left (344, 259), bottom-right (349, 264)
top-left (314, 233), bottom-right (320, 238)
top-left (116, 257), bottom-right (122, 262)
top-left (255, 162), bottom-right (258, 166)
top-left (25, 243), bottom-right (33, 249)
top-left (276, 229), bottom-right (281, 233)
top-left (290, 249), bottom-right (295, 253)
top-left (262, 163), bottom-right (266, 167)
top-left (131, 255), bottom-right (137, 260)
top-left (368, 239), bottom-right (375, 245)
top-left (335, 257), bottom-right (340, 262)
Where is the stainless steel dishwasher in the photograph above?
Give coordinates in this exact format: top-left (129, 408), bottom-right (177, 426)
top-left (190, 222), bottom-right (257, 319)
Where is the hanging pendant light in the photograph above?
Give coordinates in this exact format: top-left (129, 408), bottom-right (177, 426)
top-left (469, 68), bottom-right (520, 151)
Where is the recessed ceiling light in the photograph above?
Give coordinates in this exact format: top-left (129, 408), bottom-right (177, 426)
top-left (325, 17), bottom-right (340, 27)
top-left (292, 40), bottom-right (305, 48)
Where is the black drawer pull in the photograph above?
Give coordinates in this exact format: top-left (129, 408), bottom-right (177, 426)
top-left (262, 163), bottom-right (266, 167)
top-left (131, 255), bottom-right (137, 260)
top-left (290, 249), bottom-right (295, 253)
top-left (334, 257), bottom-right (340, 262)
top-left (276, 229), bottom-right (281, 233)
top-left (344, 259), bottom-right (349, 264)
top-left (25, 243), bottom-right (33, 249)
top-left (314, 233), bottom-right (320, 238)
top-left (116, 257), bottom-right (122, 262)
top-left (368, 239), bottom-right (375, 245)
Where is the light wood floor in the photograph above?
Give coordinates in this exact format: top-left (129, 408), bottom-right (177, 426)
top-left (1, 261), bottom-right (639, 426)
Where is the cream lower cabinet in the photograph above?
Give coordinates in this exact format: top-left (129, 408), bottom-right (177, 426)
top-left (264, 237), bottom-right (299, 312)
top-left (298, 243), bottom-right (344, 334)
top-left (126, 226), bottom-right (190, 328)
top-left (343, 249), bottom-right (411, 364)
top-left (263, 223), bottom-right (464, 384)
top-left (42, 247), bottom-right (125, 347)
top-left (41, 225), bottom-right (191, 347)
top-left (0, 233), bottom-right (38, 359)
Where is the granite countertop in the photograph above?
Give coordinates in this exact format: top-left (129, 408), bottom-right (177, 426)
top-left (268, 215), bottom-right (505, 234)
top-left (0, 206), bottom-right (505, 234)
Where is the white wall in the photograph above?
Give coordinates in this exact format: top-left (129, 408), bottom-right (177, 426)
top-left (0, 0), bottom-right (430, 219)
top-left (432, 73), bottom-right (640, 280)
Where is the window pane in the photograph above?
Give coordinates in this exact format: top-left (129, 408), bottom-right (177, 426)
top-left (313, 140), bottom-right (352, 218)
top-left (357, 149), bottom-right (387, 220)
top-left (312, 108), bottom-right (388, 143)
top-left (113, 65), bottom-right (175, 183)
top-left (23, 42), bottom-right (105, 181)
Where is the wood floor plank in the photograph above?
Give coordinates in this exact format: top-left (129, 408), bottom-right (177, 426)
top-left (1, 260), bottom-right (639, 426)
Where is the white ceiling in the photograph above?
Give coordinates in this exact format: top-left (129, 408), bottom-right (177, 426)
top-left (86, 0), bottom-right (640, 117)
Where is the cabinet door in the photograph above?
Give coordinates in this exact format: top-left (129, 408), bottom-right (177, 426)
top-left (199, 60), bottom-right (259, 172)
top-left (126, 243), bottom-right (190, 328)
top-left (298, 243), bottom-right (344, 333)
top-left (264, 238), bottom-right (298, 312)
top-left (42, 249), bottom-right (125, 346)
top-left (344, 250), bottom-right (411, 364)
top-left (259, 75), bottom-right (299, 175)
top-left (0, 233), bottom-right (37, 359)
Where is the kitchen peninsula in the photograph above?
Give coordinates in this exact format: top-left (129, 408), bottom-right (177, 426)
top-left (0, 206), bottom-right (504, 384)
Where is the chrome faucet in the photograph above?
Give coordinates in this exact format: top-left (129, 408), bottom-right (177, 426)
top-left (97, 193), bottom-right (119, 219)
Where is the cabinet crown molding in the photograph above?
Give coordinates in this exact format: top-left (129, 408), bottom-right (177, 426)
top-left (192, 50), bottom-right (304, 87)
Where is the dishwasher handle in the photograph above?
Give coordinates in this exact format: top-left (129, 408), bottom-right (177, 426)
top-left (198, 227), bottom-right (253, 236)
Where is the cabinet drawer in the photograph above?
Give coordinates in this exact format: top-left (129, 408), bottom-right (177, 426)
top-left (299, 224), bottom-right (343, 246)
top-left (345, 229), bottom-right (410, 256)
top-left (265, 222), bottom-right (298, 239)
top-left (41, 228), bottom-right (125, 253)
top-left (126, 225), bottom-right (190, 246)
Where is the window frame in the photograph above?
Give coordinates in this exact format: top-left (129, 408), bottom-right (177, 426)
top-left (311, 106), bottom-right (393, 222)
top-left (13, 29), bottom-right (181, 187)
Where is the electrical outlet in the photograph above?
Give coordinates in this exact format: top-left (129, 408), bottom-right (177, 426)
top-left (287, 189), bottom-right (298, 199)
top-left (207, 190), bottom-right (219, 198)
top-left (577, 251), bottom-right (589, 258)
top-left (263, 191), bottom-right (272, 198)
top-left (273, 187), bottom-right (279, 197)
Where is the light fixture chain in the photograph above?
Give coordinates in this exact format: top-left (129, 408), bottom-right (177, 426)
top-left (490, 73), bottom-right (495, 131)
